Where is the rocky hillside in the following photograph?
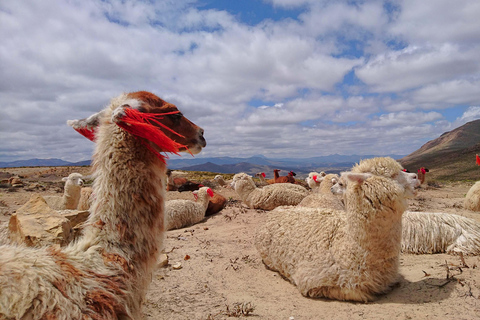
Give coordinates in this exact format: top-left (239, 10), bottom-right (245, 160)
top-left (398, 119), bottom-right (480, 181)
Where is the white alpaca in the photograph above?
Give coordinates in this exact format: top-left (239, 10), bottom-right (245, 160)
top-left (0, 91), bottom-right (205, 319)
top-left (256, 163), bottom-right (415, 302)
top-left (232, 173), bottom-right (309, 210)
top-left (165, 187), bottom-right (213, 230)
top-left (401, 211), bottom-right (480, 254)
top-left (297, 173), bottom-right (343, 210)
top-left (305, 171), bottom-right (326, 189)
top-left (331, 158), bottom-right (480, 255)
top-left (464, 181), bottom-right (480, 212)
top-left (44, 173), bottom-right (85, 210)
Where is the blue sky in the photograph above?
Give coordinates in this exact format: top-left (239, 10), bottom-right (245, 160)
top-left (1, 0), bottom-right (480, 163)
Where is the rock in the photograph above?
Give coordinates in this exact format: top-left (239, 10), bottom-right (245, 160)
top-left (7, 194), bottom-right (89, 247)
top-left (158, 254), bottom-right (169, 267)
top-left (9, 211), bottom-right (72, 247)
top-left (8, 177), bottom-right (23, 187)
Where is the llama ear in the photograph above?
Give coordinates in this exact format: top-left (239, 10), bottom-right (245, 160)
top-left (62, 177), bottom-right (68, 182)
top-left (342, 172), bottom-right (372, 184)
top-left (261, 172), bottom-right (266, 178)
top-left (67, 110), bottom-right (105, 141)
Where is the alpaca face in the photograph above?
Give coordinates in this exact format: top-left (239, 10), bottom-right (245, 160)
top-left (126, 91), bottom-right (206, 154)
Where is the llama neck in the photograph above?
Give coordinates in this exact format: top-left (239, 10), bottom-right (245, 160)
top-left (344, 188), bottom-right (405, 260)
top-left (274, 171), bottom-right (279, 180)
top-left (80, 123), bottom-right (165, 277)
top-left (62, 185), bottom-right (81, 209)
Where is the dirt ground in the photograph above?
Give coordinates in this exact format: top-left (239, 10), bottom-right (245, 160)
top-left (1, 167), bottom-right (480, 320)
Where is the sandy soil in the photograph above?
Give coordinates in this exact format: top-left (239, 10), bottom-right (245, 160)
top-left (1, 167), bottom-right (480, 320)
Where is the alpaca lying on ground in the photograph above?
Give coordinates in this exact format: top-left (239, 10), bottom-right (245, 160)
top-left (297, 173), bottom-right (343, 210)
top-left (332, 158), bottom-right (480, 255)
top-left (232, 173), bottom-right (309, 210)
top-left (206, 190), bottom-right (227, 216)
top-left (0, 91), bottom-right (206, 319)
top-left (417, 167), bottom-right (429, 185)
top-left (165, 187), bottom-right (213, 230)
top-left (305, 171), bottom-right (326, 189)
top-left (273, 169), bottom-right (296, 184)
top-left (256, 161), bottom-right (415, 302)
top-left (464, 181), bottom-right (480, 212)
top-left (401, 211), bottom-right (480, 254)
top-left (44, 173), bottom-right (85, 210)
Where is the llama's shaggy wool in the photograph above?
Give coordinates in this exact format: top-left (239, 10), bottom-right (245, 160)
top-left (464, 181), bottom-right (480, 212)
top-left (232, 173), bottom-right (308, 210)
top-left (0, 91), bottom-right (205, 319)
top-left (256, 170), bottom-right (410, 302)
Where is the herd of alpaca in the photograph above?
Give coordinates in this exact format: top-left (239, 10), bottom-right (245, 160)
top-left (2, 91), bottom-right (480, 319)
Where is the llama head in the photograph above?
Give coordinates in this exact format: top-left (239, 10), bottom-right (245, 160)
top-left (62, 173), bottom-right (84, 188)
top-left (67, 91), bottom-right (206, 156)
top-left (342, 172), bottom-right (408, 214)
top-left (333, 157), bottom-right (420, 198)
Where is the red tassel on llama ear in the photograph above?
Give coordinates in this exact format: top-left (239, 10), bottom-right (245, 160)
top-left (207, 188), bottom-right (214, 197)
top-left (74, 128), bottom-right (96, 141)
top-left (115, 108), bottom-right (191, 162)
top-left (312, 175), bottom-right (318, 182)
top-left (261, 172), bottom-right (266, 178)
top-left (476, 154), bottom-right (480, 166)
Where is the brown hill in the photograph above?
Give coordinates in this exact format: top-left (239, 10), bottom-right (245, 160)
top-left (398, 119), bottom-right (480, 181)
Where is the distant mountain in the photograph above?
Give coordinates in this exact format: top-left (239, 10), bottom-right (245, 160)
top-left (0, 158), bottom-right (91, 168)
top-left (398, 119), bottom-right (480, 180)
top-left (169, 154), bottom-right (406, 178)
top-left (0, 153), bottom-right (408, 179)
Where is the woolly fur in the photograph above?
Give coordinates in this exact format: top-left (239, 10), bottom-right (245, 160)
top-left (232, 173), bottom-right (308, 210)
top-left (255, 170), bottom-right (410, 302)
top-left (0, 92), bottom-right (204, 319)
top-left (464, 181), bottom-right (480, 212)
top-left (165, 187), bottom-right (211, 230)
top-left (298, 173), bottom-right (344, 210)
top-left (44, 173), bottom-right (85, 210)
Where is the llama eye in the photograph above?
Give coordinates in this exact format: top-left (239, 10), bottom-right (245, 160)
top-left (168, 113), bottom-right (183, 123)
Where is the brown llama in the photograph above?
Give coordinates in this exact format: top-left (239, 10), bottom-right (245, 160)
top-left (0, 91), bottom-right (206, 319)
top-left (417, 167), bottom-right (429, 184)
top-left (273, 169), bottom-right (296, 184)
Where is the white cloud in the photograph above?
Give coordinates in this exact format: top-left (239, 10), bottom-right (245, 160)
top-left (0, 0), bottom-right (479, 162)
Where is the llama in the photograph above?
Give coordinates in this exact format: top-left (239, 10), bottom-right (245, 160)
top-left (417, 167), bottom-right (429, 185)
top-left (232, 173), bottom-right (308, 210)
top-left (44, 173), bottom-right (85, 210)
top-left (464, 181), bottom-right (480, 212)
top-left (0, 91), bottom-right (206, 319)
top-left (331, 158), bottom-right (480, 255)
top-left (255, 166), bottom-right (415, 302)
top-left (165, 187), bottom-right (213, 230)
top-left (273, 169), bottom-right (296, 184)
top-left (305, 171), bottom-right (326, 190)
top-left (297, 173), bottom-right (343, 210)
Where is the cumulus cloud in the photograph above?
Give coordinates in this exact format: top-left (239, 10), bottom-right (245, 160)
top-left (0, 0), bottom-right (479, 162)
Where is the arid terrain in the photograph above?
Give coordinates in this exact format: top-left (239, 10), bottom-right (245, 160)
top-left (1, 166), bottom-right (480, 320)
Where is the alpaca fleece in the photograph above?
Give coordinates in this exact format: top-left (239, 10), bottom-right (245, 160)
top-left (255, 173), bottom-right (409, 302)
top-left (232, 173), bottom-right (308, 211)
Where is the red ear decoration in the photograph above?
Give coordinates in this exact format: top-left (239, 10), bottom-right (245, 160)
top-left (115, 108), bottom-right (191, 163)
top-left (74, 127), bottom-right (96, 141)
top-left (312, 175), bottom-right (318, 182)
top-left (261, 172), bottom-right (266, 178)
top-left (476, 154), bottom-right (480, 166)
top-left (193, 193), bottom-right (198, 201)
top-left (207, 188), bottom-right (214, 197)
top-left (421, 168), bottom-right (426, 174)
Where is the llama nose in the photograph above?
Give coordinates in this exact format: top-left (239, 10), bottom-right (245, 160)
top-left (198, 128), bottom-right (206, 147)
